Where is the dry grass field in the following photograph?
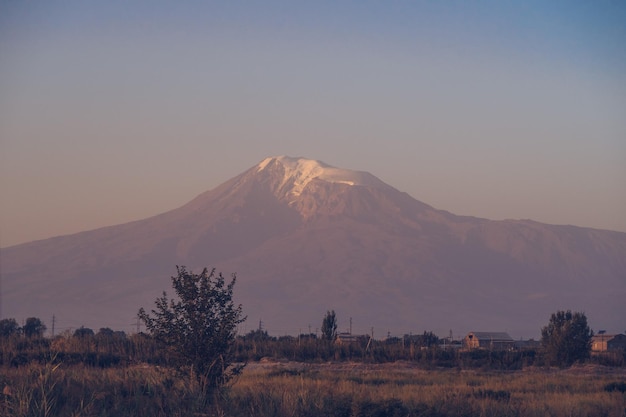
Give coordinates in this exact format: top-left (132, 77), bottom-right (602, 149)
top-left (230, 360), bottom-right (626, 417)
top-left (2, 360), bottom-right (625, 417)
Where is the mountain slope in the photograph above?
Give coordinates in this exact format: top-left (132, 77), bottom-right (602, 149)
top-left (3, 156), bottom-right (625, 338)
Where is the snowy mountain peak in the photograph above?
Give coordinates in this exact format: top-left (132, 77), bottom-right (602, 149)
top-left (257, 156), bottom-right (386, 198)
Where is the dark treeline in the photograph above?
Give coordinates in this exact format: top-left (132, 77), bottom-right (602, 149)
top-left (235, 330), bottom-right (540, 369)
top-left (2, 324), bottom-right (624, 370)
top-left (0, 327), bottom-right (164, 368)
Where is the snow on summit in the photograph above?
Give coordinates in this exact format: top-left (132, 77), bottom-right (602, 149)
top-left (257, 156), bottom-right (385, 197)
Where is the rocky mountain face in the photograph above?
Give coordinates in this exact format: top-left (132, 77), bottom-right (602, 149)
top-left (3, 156), bottom-right (625, 338)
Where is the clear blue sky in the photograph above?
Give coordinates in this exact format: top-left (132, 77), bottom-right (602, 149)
top-left (1, 1), bottom-right (625, 247)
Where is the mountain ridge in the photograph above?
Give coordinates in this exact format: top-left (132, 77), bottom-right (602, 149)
top-left (2, 156), bottom-right (625, 338)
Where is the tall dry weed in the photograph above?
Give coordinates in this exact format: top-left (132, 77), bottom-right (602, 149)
top-left (1, 361), bottom-right (624, 416)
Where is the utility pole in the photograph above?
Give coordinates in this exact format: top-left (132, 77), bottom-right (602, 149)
top-left (51, 315), bottom-right (56, 337)
top-left (131, 317), bottom-right (141, 334)
top-left (349, 317), bottom-right (352, 335)
top-left (365, 327), bottom-right (374, 352)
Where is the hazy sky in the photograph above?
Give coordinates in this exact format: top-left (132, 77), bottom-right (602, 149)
top-left (1, 1), bottom-right (625, 247)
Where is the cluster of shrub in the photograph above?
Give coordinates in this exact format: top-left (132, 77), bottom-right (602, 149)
top-left (2, 318), bottom-right (624, 370)
top-left (0, 318), bottom-right (164, 368)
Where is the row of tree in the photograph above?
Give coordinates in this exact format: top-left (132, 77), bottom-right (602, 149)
top-left (0, 317), bottom-right (46, 338)
top-left (0, 308), bottom-right (594, 370)
top-left (2, 319), bottom-right (608, 370)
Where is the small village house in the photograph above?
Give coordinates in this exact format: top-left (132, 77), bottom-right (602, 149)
top-left (591, 333), bottom-right (626, 352)
top-left (464, 332), bottom-right (515, 350)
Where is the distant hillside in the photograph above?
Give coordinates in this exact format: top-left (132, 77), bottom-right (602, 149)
top-left (3, 156), bottom-right (625, 338)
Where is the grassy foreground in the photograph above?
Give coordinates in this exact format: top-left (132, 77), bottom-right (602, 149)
top-left (1, 360), bottom-right (625, 417)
